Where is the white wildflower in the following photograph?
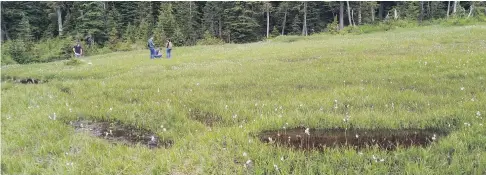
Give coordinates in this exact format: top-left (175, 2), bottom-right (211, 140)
top-left (477, 111), bottom-right (481, 117)
top-left (461, 87), bottom-right (465, 91)
top-left (274, 164), bottom-right (279, 171)
top-left (305, 128), bottom-right (310, 135)
top-left (432, 134), bottom-right (436, 141)
top-left (355, 134), bottom-right (359, 138)
top-left (243, 152), bottom-right (247, 157)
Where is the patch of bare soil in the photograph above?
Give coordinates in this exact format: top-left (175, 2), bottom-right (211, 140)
top-left (70, 120), bottom-right (173, 149)
top-left (259, 127), bottom-right (449, 151)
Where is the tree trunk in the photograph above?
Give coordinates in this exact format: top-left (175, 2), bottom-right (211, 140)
top-left (371, 5), bottom-right (375, 22)
top-left (351, 9), bottom-right (355, 26)
top-left (57, 5), bottom-right (63, 36)
top-left (453, 1), bottom-right (457, 15)
top-left (346, 1), bottom-right (352, 26)
top-left (394, 8), bottom-right (397, 19)
top-left (467, 2), bottom-right (474, 18)
top-left (281, 10), bottom-right (287, 35)
top-left (358, 2), bottom-right (362, 25)
top-left (218, 17), bottom-right (222, 39)
top-left (379, 2), bottom-right (384, 20)
top-left (1, 23), bottom-right (9, 41)
top-left (266, 8), bottom-right (270, 38)
top-left (339, 1), bottom-right (344, 30)
top-left (420, 1), bottom-right (424, 22)
top-left (447, 1), bottom-right (451, 18)
top-left (302, 2), bottom-right (307, 36)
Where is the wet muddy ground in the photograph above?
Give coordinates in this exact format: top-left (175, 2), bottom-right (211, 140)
top-left (189, 109), bottom-right (223, 127)
top-left (70, 120), bottom-right (173, 149)
top-left (18, 78), bottom-right (42, 84)
top-left (259, 127), bottom-right (449, 151)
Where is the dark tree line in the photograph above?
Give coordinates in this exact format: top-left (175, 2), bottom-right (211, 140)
top-left (1, 1), bottom-right (485, 45)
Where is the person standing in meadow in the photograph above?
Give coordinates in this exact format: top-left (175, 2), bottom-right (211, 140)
top-left (166, 39), bottom-right (173, 59)
top-left (148, 35), bottom-right (156, 59)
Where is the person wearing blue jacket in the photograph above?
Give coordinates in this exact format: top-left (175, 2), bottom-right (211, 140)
top-left (147, 36), bottom-right (156, 59)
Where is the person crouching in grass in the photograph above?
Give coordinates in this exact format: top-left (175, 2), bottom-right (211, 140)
top-left (73, 42), bottom-right (83, 58)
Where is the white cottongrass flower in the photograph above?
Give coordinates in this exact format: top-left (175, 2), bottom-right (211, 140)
top-left (464, 122), bottom-right (471, 127)
top-left (461, 87), bottom-right (465, 91)
top-left (196, 82), bottom-right (200, 86)
top-left (274, 164), bottom-right (279, 171)
top-left (477, 111), bottom-right (481, 117)
top-left (66, 162), bottom-right (74, 166)
top-left (280, 156), bottom-right (285, 161)
top-left (243, 152), bottom-right (247, 157)
top-left (163, 128), bottom-right (167, 132)
top-left (109, 107), bottom-right (113, 111)
top-left (49, 113), bottom-right (57, 120)
top-left (232, 114), bottom-right (237, 119)
top-left (268, 137), bottom-right (274, 143)
top-left (244, 160), bottom-right (252, 168)
top-left (355, 134), bottom-right (359, 138)
top-left (305, 128), bottom-right (310, 135)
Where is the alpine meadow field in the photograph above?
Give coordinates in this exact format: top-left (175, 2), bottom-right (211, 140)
top-left (2, 25), bottom-right (486, 174)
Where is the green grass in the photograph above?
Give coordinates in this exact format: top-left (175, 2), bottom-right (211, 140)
top-left (2, 25), bottom-right (486, 174)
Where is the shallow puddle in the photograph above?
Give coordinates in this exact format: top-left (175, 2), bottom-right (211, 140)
top-left (18, 78), bottom-right (42, 84)
top-left (70, 120), bottom-right (173, 149)
top-left (259, 127), bottom-right (449, 151)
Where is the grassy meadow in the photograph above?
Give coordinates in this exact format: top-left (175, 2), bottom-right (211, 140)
top-left (2, 25), bottom-right (486, 174)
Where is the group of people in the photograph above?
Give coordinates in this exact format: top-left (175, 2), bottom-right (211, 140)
top-left (148, 36), bottom-right (173, 59)
top-left (71, 36), bottom-right (174, 60)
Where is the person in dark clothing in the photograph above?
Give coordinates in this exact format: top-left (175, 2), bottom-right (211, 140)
top-left (85, 36), bottom-right (92, 48)
top-left (73, 42), bottom-right (83, 58)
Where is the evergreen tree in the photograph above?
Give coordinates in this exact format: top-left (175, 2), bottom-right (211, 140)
top-left (291, 15), bottom-right (302, 34)
top-left (124, 23), bottom-right (136, 43)
top-left (108, 26), bottom-right (118, 50)
top-left (223, 2), bottom-right (262, 43)
top-left (76, 1), bottom-right (107, 44)
top-left (17, 13), bottom-right (33, 41)
top-left (271, 26), bottom-right (279, 37)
